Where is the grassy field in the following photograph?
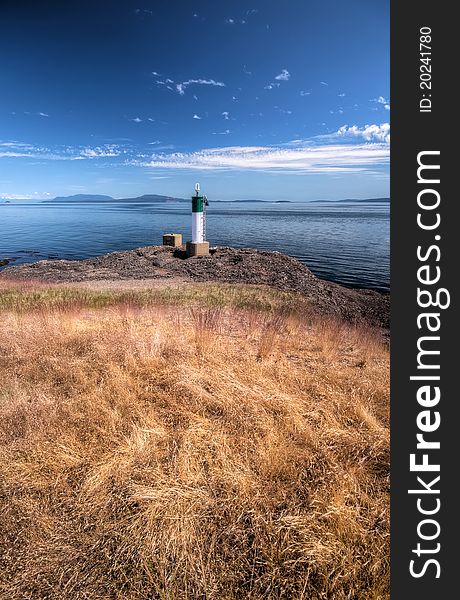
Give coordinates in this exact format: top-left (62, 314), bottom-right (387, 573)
top-left (0, 280), bottom-right (389, 599)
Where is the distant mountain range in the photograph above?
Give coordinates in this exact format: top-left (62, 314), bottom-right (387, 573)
top-left (50, 194), bottom-right (115, 202)
top-left (42, 193), bottom-right (187, 203)
top-left (311, 197), bottom-right (390, 203)
top-left (2, 194), bottom-right (390, 204)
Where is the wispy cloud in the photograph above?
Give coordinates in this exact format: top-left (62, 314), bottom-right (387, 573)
top-left (16, 111), bottom-right (50, 118)
top-left (134, 8), bottom-right (153, 16)
top-left (130, 117), bottom-right (142, 123)
top-left (153, 73), bottom-right (225, 95)
top-left (79, 145), bottom-right (121, 158)
top-left (140, 142), bottom-right (389, 173)
top-left (320, 81), bottom-right (328, 86)
top-left (222, 111), bottom-right (230, 120)
top-left (265, 69), bottom-right (290, 91)
top-left (0, 141), bottom-right (124, 161)
top-left (371, 96), bottom-right (390, 110)
top-left (226, 8), bottom-right (258, 25)
top-left (0, 141), bottom-right (35, 150)
top-left (176, 78), bottom-right (225, 95)
top-left (300, 91), bottom-right (311, 96)
top-left (192, 114), bottom-right (202, 120)
top-left (275, 69), bottom-right (290, 81)
top-left (212, 129), bottom-right (231, 135)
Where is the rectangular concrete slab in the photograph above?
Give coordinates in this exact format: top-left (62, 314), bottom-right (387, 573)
top-left (163, 234), bottom-right (183, 247)
top-left (186, 241), bottom-right (210, 257)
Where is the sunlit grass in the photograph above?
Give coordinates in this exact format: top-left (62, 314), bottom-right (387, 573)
top-left (0, 282), bottom-right (389, 599)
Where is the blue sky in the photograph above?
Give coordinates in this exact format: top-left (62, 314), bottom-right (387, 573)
top-left (0, 0), bottom-right (389, 201)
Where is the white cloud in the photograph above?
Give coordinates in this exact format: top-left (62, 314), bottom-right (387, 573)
top-left (79, 145), bottom-right (121, 158)
top-left (212, 129), bottom-right (231, 135)
top-left (175, 78), bottom-right (225, 95)
top-left (300, 91), bottom-right (310, 96)
top-left (0, 151), bottom-right (38, 159)
top-left (140, 143), bottom-right (389, 173)
top-left (275, 69), bottom-right (290, 81)
top-left (130, 117), bottom-right (142, 123)
top-left (336, 123), bottom-right (390, 143)
top-left (371, 96), bottom-right (390, 111)
top-left (265, 70), bottom-right (290, 90)
top-left (320, 81), bottom-right (328, 86)
top-left (222, 111), bottom-right (229, 119)
top-left (193, 114), bottom-right (202, 119)
top-left (226, 18), bottom-right (235, 24)
top-left (0, 142), bottom-right (124, 161)
top-left (38, 112), bottom-right (49, 117)
top-left (0, 141), bottom-right (35, 149)
top-left (338, 93), bottom-right (346, 97)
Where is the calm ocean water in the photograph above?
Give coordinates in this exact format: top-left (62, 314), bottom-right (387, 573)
top-left (0, 199), bottom-right (389, 291)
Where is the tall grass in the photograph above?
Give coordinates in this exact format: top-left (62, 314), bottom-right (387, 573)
top-left (0, 283), bottom-right (389, 599)
top-left (0, 280), bottom-right (311, 314)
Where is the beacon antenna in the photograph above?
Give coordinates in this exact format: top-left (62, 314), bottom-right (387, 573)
top-left (195, 183), bottom-right (200, 194)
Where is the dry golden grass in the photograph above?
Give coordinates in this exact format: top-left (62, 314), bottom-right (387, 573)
top-left (0, 282), bottom-right (389, 599)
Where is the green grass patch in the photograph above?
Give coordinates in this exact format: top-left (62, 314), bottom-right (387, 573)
top-left (0, 282), bottom-right (310, 315)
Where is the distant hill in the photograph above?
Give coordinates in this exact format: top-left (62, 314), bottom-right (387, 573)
top-left (120, 194), bottom-right (187, 202)
top-left (43, 194), bottom-right (187, 203)
top-left (44, 194), bottom-right (115, 202)
top-left (311, 197), bottom-right (390, 203)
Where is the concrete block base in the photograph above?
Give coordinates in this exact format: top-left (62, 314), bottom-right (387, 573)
top-left (186, 241), bottom-right (210, 257)
top-left (163, 233), bottom-right (183, 247)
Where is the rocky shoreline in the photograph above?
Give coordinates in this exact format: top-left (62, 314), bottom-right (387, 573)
top-left (0, 245), bottom-right (389, 329)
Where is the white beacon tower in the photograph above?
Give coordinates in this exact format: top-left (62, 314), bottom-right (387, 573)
top-left (191, 182), bottom-right (207, 243)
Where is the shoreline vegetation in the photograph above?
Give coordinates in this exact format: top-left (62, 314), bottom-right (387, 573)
top-left (0, 245), bottom-right (389, 330)
top-left (0, 249), bottom-right (389, 598)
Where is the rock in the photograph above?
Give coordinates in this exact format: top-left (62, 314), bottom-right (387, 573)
top-left (0, 245), bottom-right (389, 329)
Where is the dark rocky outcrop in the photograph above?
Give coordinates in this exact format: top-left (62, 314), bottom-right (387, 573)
top-left (0, 246), bottom-right (389, 329)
